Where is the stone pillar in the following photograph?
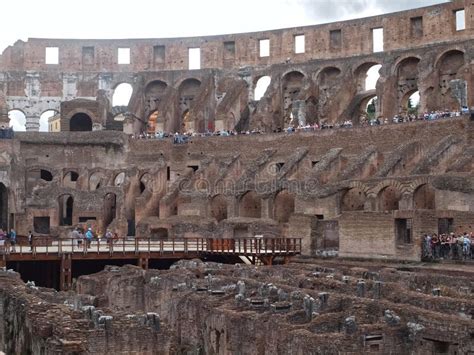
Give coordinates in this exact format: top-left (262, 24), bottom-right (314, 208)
top-left (373, 281), bottom-right (382, 299)
top-left (25, 115), bottom-right (40, 132)
top-left (261, 197), bottom-right (271, 219)
top-left (356, 280), bottom-right (365, 297)
top-left (399, 193), bottom-right (413, 210)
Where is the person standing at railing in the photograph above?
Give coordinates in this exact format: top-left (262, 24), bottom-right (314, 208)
top-left (28, 231), bottom-right (33, 251)
top-left (85, 228), bottom-right (93, 249)
top-left (105, 229), bottom-right (113, 249)
top-left (8, 228), bottom-right (16, 253)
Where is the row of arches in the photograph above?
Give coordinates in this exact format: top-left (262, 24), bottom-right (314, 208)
top-left (341, 183), bottom-right (435, 212)
top-left (210, 190), bottom-right (296, 224)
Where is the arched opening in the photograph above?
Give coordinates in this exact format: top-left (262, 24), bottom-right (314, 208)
top-left (112, 83), bottom-right (133, 107)
top-left (413, 184), bottom-right (435, 209)
top-left (210, 194), bottom-right (227, 222)
top-left (400, 90), bottom-right (420, 117)
top-left (436, 50), bottom-right (465, 110)
top-left (70, 113), bottom-right (92, 132)
top-left (8, 110), bottom-right (26, 131)
top-left (282, 71), bottom-right (305, 126)
top-left (254, 76), bottom-right (271, 101)
top-left (377, 186), bottom-right (401, 211)
top-left (177, 78), bottom-right (202, 133)
top-left (355, 63), bottom-right (381, 92)
top-left (59, 195), bottom-right (73, 226)
top-left (341, 188), bottom-right (366, 212)
top-left (0, 183), bottom-right (8, 230)
top-left (396, 57), bottom-right (420, 115)
top-left (40, 169), bottom-right (53, 182)
top-left (64, 171), bottom-right (79, 188)
top-left (145, 80), bottom-right (168, 97)
top-left (40, 110), bottom-right (57, 132)
top-left (361, 95), bottom-right (378, 122)
top-left (114, 172), bottom-right (126, 187)
top-left (147, 111), bottom-right (159, 134)
top-left (239, 191), bottom-right (261, 218)
top-left (140, 173), bottom-right (152, 194)
top-left (89, 172), bottom-right (104, 191)
top-left (273, 190), bottom-right (295, 223)
top-left (104, 193), bottom-right (117, 228)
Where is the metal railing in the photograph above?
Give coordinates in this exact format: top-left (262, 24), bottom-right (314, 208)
top-left (0, 237), bottom-right (302, 258)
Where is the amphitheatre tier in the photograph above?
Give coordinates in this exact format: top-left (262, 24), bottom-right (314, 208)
top-left (0, 0), bottom-right (472, 132)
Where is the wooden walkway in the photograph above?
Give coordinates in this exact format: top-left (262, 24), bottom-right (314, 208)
top-left (0, 237), bottom-right (302, 290)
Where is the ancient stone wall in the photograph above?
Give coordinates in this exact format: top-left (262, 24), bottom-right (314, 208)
top-left (0, 0), bottom-right (473, 131)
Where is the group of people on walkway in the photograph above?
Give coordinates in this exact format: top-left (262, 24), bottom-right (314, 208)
top-left (0, 228), bottom-right (17, 252)
top-left (132, 109), bottom-right (464, 143)
top-left (69, 227), bottom-right (118, 249)
top-left (422, 232), bottom-right (473, 261)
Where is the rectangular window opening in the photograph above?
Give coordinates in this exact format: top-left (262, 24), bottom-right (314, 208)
top-left (330, 29), bottom-right (342, 50)
top-left (223, 41), bottom-right (235, 60)
top-left (82, 46), bottom-right (95, 66)
top-left (372, 28), bottom-right (384, 53)
top-left (395, 218), bottom-right (412, 244)
top-left (188, 48), bottom-right (201, 70)
top-left (118, 47), bottom-right (131, 65)
top-left (294, 35), bottom-right (305, 54)
top-left (259, 39), bottom-right (270, 57)
top-left (153, 45), bottom-right (165, 64)
top-left (33, 217), bottom-right (50, 234)
top-left (166, 166), bottom-right (171, 181)
top-left (410, 17), bottom-right (423, 38)
top-left (438, 218), bottom-right (454, 235)
top-left (45, 47), bottom-right (59, 64)
top-left (455, 9), bottom-right (465, 31)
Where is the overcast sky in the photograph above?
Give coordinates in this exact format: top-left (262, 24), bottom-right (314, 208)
top-left (0, 0), bottom-right (448, 53)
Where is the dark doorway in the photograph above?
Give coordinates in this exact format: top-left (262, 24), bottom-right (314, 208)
top-left (104, 193), bottom-right (117, 229)
top-left (70, 113), bottom-right (93, 131)
top-left (59, 195), bottom-right (73, 226)
top-left (395, 218), bottom-right (412, 244)
top-left (438, 218), bottom-right (454, 235)
top-left (127, 219), bottom-right (136, 236)
top-left (0, 183), bottom-right (7, 230)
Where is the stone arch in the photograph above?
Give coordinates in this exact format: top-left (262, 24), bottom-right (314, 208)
top-left (112, 82), bottom-right (133, 106)
top-left (40, 109), bottom-right (59, 132)
top-left (377, 186), bottom-right (402, 211)
top-left (63, 171), bottom-right (79, 188)
top-left (341, 187), bottom-right (366, 212)
top-left (413, 183), bottom-right (435, 209)
top-left (114, 172), bottom-right (126, 187)
top-left (354, 62), bottom-right (382, 92)
top-left (176, 78), bottom-right (202, 133)
top-left (281, 71), bottom-right (305, 126)
top-left (254, 75), bottom-right (271, 101)
top-left (239, 191), bottom-right (261, 218)
top-left (145, 80), bottom-right (168, 96)
top-left (273, 190), bottom-right (295, 223)
top-left (70, 112), bottom-right (93, 131)
top-left (0, 183), bottom-right (8, 230)
top-left (435, 49), bottom-right (466, 110)
top-left (210, 194), bottom-right (227, 222)
top-left (140, 173), bottom-right (152, 194)
top-left (89, 172), bottom-right (106, 191)
top-left (396, 57), bottom-right (421, 114)
top-left (104, 192), bottom-right (117, 228)
top-left (58, 194), bottom-right (74, 226)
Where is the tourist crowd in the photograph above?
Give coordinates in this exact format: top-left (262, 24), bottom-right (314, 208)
top-left (132, 110), bottom-right (464, 143)
top-left (421, 232), bottom-right (473, 261)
